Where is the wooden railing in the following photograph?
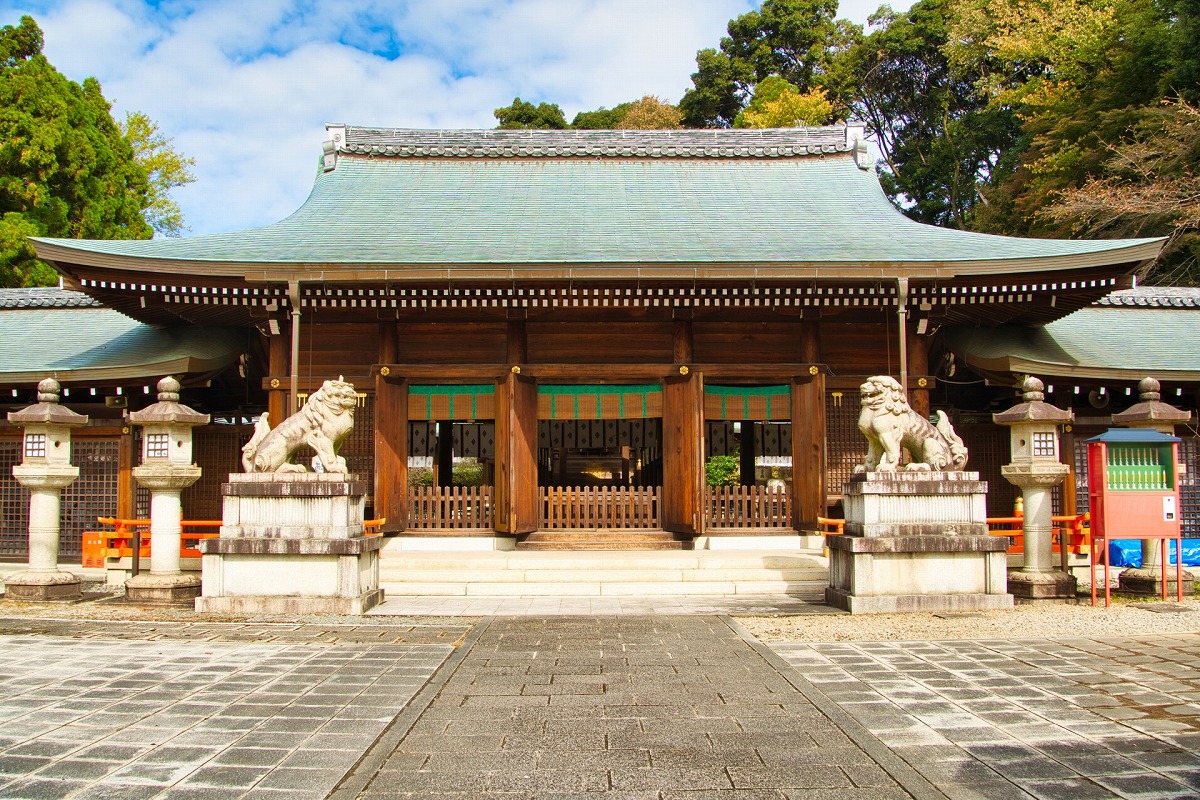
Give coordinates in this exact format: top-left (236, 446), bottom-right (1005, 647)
top-left (987, 513), bottom-right (1090, 556)
top-left (540, 486), bottom-right (660, 529)
top-left (705, 485), bottom-right (793, 529)
top-left (82, 516), bottom-right (387, 569)
top-left (407, 486), bottom-right (493, 530)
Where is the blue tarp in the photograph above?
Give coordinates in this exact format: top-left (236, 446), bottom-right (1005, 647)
top-left (1108, 539), bottom-right (1200, 567)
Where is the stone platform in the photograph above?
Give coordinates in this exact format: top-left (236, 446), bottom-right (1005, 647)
top-left (826, 471), bottom-right (1013, 614)
top-left (196, 472), bottom-right (383, 614)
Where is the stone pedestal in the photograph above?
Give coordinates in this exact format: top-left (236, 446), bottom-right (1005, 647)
top-left (1118, 565), bottom-right (1195, 597)
top-left (825, 471), bottom-right (1012, 613)
top-left (125, 467), bottom-right (203, 605)
top-left (1001, 463), bottom-right (1077, 602)
top-left (196, 473), bottom-right (383, 615)
top-left (4, 468), bottom-right (82, 601)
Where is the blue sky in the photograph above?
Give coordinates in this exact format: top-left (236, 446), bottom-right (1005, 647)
top-left (2, 0), bottom-right (909, 237)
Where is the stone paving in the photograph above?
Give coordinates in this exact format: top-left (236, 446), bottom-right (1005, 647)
top-left (0, 619), bottom-right (469, 800)
top-left (771, 632), bottom-right (1200, 800)
top-left (3, 614), bottom-right (1200, 799)
top-left (349, 615), bottom-right (938, 800)
top-left (369, 595), bottom-right (838, 617)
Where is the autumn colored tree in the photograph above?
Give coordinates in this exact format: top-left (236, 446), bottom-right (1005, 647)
top-left (734, 76), bottom-right (833, 127)
top-left (120, 112), bottom-right (196, 237)
top-left (618, 96), bottom-right (684, 129)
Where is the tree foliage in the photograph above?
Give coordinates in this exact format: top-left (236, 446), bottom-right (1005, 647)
top-left (679, 0), bottom-right (853, 128)
top-left (734, 76), bottom-right (833, 127)
top-left (617, 96), bottom-right (684, 129)
top-left (0, 16), bottom-right (194, 286)
top-left (120, 111), bottom-right (196, 237)
top-left (493, 97), bottom-right (568, 129)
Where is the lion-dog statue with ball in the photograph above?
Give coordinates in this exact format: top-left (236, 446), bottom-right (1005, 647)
top-left (854, 375), bottom-right (968, 473)
top-left (241, 377), bottom-right (358, 473)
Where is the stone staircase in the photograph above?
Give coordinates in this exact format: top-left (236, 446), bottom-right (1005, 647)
top-left (378, 546), bottom-right (829, 598)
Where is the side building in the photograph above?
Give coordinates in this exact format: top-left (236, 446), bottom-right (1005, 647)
top-left (4, 125), bottom-right (1190, 556)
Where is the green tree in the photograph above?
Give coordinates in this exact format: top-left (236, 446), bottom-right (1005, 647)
top-left (679, 0), bottom-right (855, 127)
top-left (571, 102), bottom-right (634, 129)
top-left (734, 76), bottom-right (834, 127)
top-left (493, 97), bottom-right (568, 129)
top-left (120, 111), bottom-right (196, 237)
top-left (0, 16), bottom-right (153, 286)
top-left (705, 454), bottom-right (740, 487)
top-left (836, 0), bottom-right (1020, 228)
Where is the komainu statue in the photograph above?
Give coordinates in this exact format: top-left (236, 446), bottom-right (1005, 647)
top-left (854, 376), bottom-right (968, 472)
top-left (241, 377), bottom-right (358, 473)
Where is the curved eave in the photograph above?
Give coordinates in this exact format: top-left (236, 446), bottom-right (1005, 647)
top-left (0, 353), bottom-right (238, 387)
top-left (31, 239), bottom-right (1164, 284)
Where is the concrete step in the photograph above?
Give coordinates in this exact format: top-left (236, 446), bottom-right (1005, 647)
top-left (378, 546), bottom-right (829, 597)
top-left (517, 530), bottom-right (692, 551)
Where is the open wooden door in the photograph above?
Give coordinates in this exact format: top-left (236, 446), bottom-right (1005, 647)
top-left (661, 371), bottom-right (704, 534)
top-left (495, 372), bottom-right (538, 534)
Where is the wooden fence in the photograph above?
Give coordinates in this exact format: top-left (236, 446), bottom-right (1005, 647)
top-left (540, 486), bottom-right (660, 530)
top-left (705, 485), bottom-right (793, 529)
top-left (407, 486), bottom-right (493, 530)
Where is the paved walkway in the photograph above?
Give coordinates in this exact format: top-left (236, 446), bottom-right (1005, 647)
top-left (1, 615), bottom-right (1200, 799)
top-left (369, 594), bottom-right (838, 617)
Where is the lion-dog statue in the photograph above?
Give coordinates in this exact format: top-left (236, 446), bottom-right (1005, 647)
top-left (854, 375), bottom-right (968, 473)
top-left (241, 377), bottom-right (358, 473)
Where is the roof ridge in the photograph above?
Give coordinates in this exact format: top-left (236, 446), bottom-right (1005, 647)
top-left (1098, 286), bottom-right (1200, 308)
top-left (329, 124), bottom-right (868, 164)
top-left (0, 287), bottom-right (102, 310)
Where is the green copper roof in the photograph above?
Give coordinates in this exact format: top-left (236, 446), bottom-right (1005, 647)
top-left (0, 292), bottom-right (243, 384)
top-left (944, 291), bottom-right (1200, 380)
top-left (31, 128), bottom-right (1161, 281)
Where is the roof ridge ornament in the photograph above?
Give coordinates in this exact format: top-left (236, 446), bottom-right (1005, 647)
top-left (322, 123), bottom-right (346, 172)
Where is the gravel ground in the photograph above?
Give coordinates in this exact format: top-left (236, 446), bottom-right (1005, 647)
top-left (4, 583), bottom-right (1198, 643)
top-left (738, 596), bottom-right (1200, 642)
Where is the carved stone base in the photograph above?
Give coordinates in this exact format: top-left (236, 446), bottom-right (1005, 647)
top-left (826, 535), bottom-right (1012, 614)
top-left (125, 573), bottom-right (202, 605)
top-left (2, 570), bottom-right (81, 602)
top-left (1118, 567), bottom-right (1195, 597)
top-left (1007, 569), bottom-right (1077, 601)
top-left (198, 474), bottom-right (382, 615)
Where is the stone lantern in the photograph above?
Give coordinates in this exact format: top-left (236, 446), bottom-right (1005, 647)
top-left (4, 378), bottom-right (88, 601)
top-left (994, 376), bottom-right (1076, 600)
top-left (1111, 376), bottom-right (1194, 596)
top-left (124, 376), bottom-right (209, 604)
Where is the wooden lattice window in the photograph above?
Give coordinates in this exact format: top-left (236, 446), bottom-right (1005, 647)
top-left (825, 390), bottom-right (864, 501)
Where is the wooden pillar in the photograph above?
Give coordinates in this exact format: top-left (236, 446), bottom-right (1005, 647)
top-left (435, 423), bottom-right (454, 487)
top-left (373, 376), bottom-right (408, 532)
top-left (673, 318), bottom-right (693, 364)
top-left (117, 429), bottom-right (135, 520)
top-left (494, 372), bottom-right (538, 534)
top-left (268, 330), bottom-right (288, 425)
top-left (739, 423), bottom-right (756, 487)
top-left (908, 330), bottom-right (931, 419)
top-left (662, 371), bottom-right (704, 534)
top-left (507, 319), bottom-right (528, 364)
top-left (792, 374), bottom-right (827, 531)
top-left (792, 321), bottom-right (826, 530)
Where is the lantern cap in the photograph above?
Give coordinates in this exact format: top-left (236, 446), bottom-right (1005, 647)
top-left (1111, 376), bottom-right (1191, 425)
top-left (7, 377), bottom-right (88, 427)
top-left (127, 375), bottom-right (210, 427)
top-left (993, 375), bottom-right (1072, 426)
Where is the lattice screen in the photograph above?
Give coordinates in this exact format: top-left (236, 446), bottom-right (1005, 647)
top-left (340, 393), bottom-right (375, 484)
top-left (956, 424), bottom-right (1021, 517)
top-left (181, 427), bottom-right (254, 520)
top-left (60, 440), bottom-right (121, 559)
top-left (825, 390), bottom-right (864, 501)
top-left (0, 441), bottom-right (23, 557)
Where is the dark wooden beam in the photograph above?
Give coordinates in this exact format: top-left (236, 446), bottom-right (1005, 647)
top-left (494, 372), bottom-right (538, 534)
top-left (371, 363), bottom-right (826, 382)
top-left (662, 372), bottom-right (704, 535)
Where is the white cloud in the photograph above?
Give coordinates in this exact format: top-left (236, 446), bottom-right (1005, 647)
top-left (0, 0), bottom-right (906, 236)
